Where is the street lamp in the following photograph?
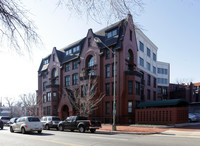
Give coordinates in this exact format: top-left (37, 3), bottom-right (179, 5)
top-left (94, 37), bottom-right (117, 131)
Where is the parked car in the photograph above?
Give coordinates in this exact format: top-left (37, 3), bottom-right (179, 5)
top-left (0, 119), bottom-right (4, 129)
top-left (40, 116), bottom-right (61, 130)
top-left (0, 116), bottom-right (11, 126)
top-left (193, 113), bottom-right (200, 121)
top-left (58, 116), bottom-right (101, 133)
top-left (7, 117), bottom-right (18, 126)
top-left (10, 116), bottom-right (43, 134)
top-left (189, 113), bottom-right (198, 122)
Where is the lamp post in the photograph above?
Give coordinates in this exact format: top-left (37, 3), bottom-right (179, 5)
top-left (94, 37), bottom-right (116, 131)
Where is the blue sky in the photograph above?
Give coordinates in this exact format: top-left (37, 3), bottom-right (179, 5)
top-left (0, 0), bottom-right (200, 99)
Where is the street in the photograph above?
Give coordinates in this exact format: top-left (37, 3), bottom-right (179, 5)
top-left (0, 127), bottom-right (200, 146)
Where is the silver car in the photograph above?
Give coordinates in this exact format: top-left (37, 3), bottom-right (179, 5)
top-left (10, 116), bottom-right (43, 134)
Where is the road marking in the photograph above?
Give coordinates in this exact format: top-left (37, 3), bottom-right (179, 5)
top-left (149, 134), bottom-right (200, 139)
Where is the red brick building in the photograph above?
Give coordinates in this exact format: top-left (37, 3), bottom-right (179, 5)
top-left (37, 15), bottom-right (142, 124)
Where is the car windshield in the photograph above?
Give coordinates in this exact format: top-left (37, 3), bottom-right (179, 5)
top-left (28, 117), bottom-right (40, 122)
top-left (52, 117), bottom-right (60, 121)
top-left (1, 117), bottom-right (10, 120)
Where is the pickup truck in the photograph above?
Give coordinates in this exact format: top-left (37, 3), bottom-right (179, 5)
top-left (58, 116), bottom-right (101, 133)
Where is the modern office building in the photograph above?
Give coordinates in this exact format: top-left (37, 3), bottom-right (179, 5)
top-left (135, 28), bottom-right (170, 102)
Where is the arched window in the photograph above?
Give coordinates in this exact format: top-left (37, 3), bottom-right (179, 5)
top-left (87, 56), bottom-right (94, 67)
top-left (86, 56), bottom-right (94, 76)
top-left (127, 50), bottom-right (134, 71)
top-left (52, 68), bottom-right (57, 85)
top-left (128, 50), bottom-right (134, 62)
top-left (52, 68), bottom-right (57, 77)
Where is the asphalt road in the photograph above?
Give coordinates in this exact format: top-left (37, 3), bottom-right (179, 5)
top-left (0, 127), bottom-right (200, 146)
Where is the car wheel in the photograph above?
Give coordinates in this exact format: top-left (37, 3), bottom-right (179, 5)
top-left (90, 129), bottom-right (96, 133)
top-left (10, 126), bottom-right (14, 132)
top-left (45, 125), bottom-right (50, 130)
top-left (59, 125), bottom-right (64, 131)
top-left (79, 126), bottom-right (85, 133)
top-left (21, 127), bottom-right (26, 134)
top-left (38, 130), bottom-right (42, 134)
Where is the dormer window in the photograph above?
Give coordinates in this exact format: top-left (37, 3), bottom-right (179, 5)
top-left (65, 49), bottom-right (72, 55)
top-left (107, 29), bottom-right (117, 38)
top-left (73, 45), bottom-right (80, 53)
top-left (66, 46), bottom-right (80, 56)
top-left (43, 59), bottom-right (49, 65)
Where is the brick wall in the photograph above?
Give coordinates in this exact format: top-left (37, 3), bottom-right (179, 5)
top-left (135, 107), bottom-right (188, 124)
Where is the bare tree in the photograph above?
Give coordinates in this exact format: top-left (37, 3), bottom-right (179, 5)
top-left (0, 0), bottom-right (40, 54)
top-left (67, 76), bottom-right (105, 117)
top-left (4, 97), bottom-right (15, 117)
top-left (57, 0), bottom-right (144, 23)
top-left (19, 93), bottom-right (37, 116)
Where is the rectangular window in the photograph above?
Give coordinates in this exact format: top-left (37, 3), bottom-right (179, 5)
top-left (128, 101), bottom-right (133, 113)
top-left (154, 78), bottom-right (157, 88)
top-left (43, 82), bottom-right (47, 91)
top-left (147, 89), bottom-right (151, 100)
top-left (43, 107), bottom-right (47, 115)
top-left (43, 95), bottom-right (46, 103)
top-left (158, 87), bottom-right (162, 94)
top-left (153, 91), bottom-right (156, 101)
top-left (65, 75), bottom-right (70, 87)
top-left (153, 66), bottom-right (156, 74)
top-left (47, 92), bottom-right (51, 102)
top-left (53, 106), bottom-right (57, 116)
top-left (112, 82), bottom-right (117, 96)
top-left (153, 53), bottom-right (156, 61)
top-left (139, 57), bottom-right (144, 67)
top-left (112, 63), bottom-right (117, 77)
top-left (139, 41), bottom-right (144, 52)
top-left (65, 63), bottom-right (70, 72)
top-left (47, 106), bottom-right (51, 115)
top-left (106, 102), bottom-right (110, 114)
top-left (53, 92), bottom-right (57, 101)
top-left (128, 80), bottom-right (133, 94)
top-left (106, 64), bottom-right (110, 78)
top-left (105, 83), bottom-right (110, 96)
top-left (72, 73), bottom-right (78, 85)
top-left (130, 30), bottom-right (132, 41)
top-left (135, 82), bottom-right (140, 95)
top-left (146, 62), bottom-right (151, 71)
top-left (106, 49), bottom-right (110, 59)
top-left (72, 60), bottom-right (78, 70)
top-left (88, 38), bottom-right (91, 47)
top-left (147, 48), bottom-right (151, 57)
top-left (73, 46), bottom-right (80, 53)
top-left (163, 88), bottom-right (167, 95)
top-left (66, 49), bottom-right (72, 55)
top-left (107, 29), bottom-right (117, 38)
top-left (147, 74), bottom-right (151, 86)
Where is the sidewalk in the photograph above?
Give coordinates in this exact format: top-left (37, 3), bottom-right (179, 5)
top-left (97, 123), bottom-right (200, 134)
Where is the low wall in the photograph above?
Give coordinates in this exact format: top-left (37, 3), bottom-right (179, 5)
top-left (135, 107), bottom-right (188, 124)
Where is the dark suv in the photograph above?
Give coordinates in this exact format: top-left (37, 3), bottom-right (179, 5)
top-left (40, 116), bottom-right (61, 130)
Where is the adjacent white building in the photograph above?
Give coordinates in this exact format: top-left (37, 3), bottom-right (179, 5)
top-left (135, 27), bottom-right (170, 100)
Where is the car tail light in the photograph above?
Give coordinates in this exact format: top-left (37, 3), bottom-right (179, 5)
top-left (25, 125), bottom-right (28, 128)
top-left (89, 121), bottom-right (92, 126)
top-left (50, 121), bottom-right (53, 124)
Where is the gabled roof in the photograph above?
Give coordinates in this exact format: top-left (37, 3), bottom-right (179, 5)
top-left (38, 15), bottom-right (132, 73)
top-left (137, 99), bottom-right (189, 108)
